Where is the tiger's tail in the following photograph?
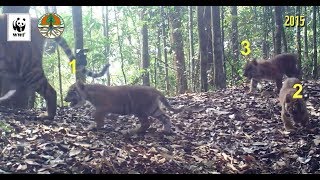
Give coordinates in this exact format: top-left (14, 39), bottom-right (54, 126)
top-left (54, 37), bottom-right (110, 78)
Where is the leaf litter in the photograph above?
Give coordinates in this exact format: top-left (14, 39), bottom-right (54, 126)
top-left (0, 80), bottom-right (319, 174)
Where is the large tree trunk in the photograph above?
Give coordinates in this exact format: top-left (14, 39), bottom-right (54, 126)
top-left (197, 6), bottom-right (208, 92)
top-left (72, 6), bottom-right (86, 82)
top-left (312, 6), bottom-right (318, 79)
top-left (211, 6), bottom-right (226, 89)
top-left (161, 6), bottom-right (170, 94)
top-left (189, 6), bottom-right (195, 92)
top-left (204, 6), bottom-right (213, 87)
top-left (170, 6), bottom-right (187, 94)
top-left (296, 6), bottom-right (302, 79)
top-left (274, 6), bottom-right (282, 55)
top-left (141, 8), bottom-right (150, 86)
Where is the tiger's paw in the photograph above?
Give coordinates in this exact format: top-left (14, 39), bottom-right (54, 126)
top-left (37, 112), bottom-right (54, 120)
top-left (162, 129), bottom-right (175, 136)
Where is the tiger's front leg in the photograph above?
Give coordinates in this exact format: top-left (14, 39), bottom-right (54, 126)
top-left (36, 80), bottom-right (57, 120)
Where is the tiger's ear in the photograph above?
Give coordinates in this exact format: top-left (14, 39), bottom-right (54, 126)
top-left (252, 58), bottom-right (258, 66)
top-left (76, 80), bottom-right (85, 90)
top-left (285, 93), bottom-right (292, 103)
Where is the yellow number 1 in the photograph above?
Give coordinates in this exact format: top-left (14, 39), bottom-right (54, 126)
top-left (293, 83), bottom-right (303, 99)
top-left (69, 59), bottom-right (76, 74)
top-left (240, 40), bottom-right (251, 56)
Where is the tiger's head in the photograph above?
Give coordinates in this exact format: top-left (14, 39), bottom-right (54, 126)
top-left (64, 80), bottom-right (87, 108)
top-left (284, 93), bottom-right (309, 126)
top-left (243, 58), bottom-right (259, 79)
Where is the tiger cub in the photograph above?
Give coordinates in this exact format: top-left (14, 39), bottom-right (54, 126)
top-left (0, 14), bottom-right (110, 120)
top-left (243, 53), bottom-right (300, 93)
top-left (64, 81), bottom-right (182, 135)
top-left (278, 78), bottom-right (309, 132)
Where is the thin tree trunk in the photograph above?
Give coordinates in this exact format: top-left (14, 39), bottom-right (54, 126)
top-left (274, 6), bottom-right (282, 55)
top-left (304, 6), bottom-right (308, 62)
top-left (103, 6), bottom-right (111, 86)
top-left (170, 6), bottom-right (187, 94)
top-left (189, 6), bottom-right (195, 92)
top-left (231, 6), bottom-right (239, 85)
top-left (312, 6), bottom-right (318, 79)
top-left (141, 8), bottom-right (150, 86)
top-left (296, 6), bottom-right (302, 78)
top-left (197, 6), bottom-right (208, 92)
top-left (221, 6), bottom-right (226, 82)
top-left (161, 6), bottom-right (169, 94)
top-left (114, 8), bottom-right (127, 84)
top-left (211, 6), bottom-right (226, 89)
top-left (156, 29), bottom-right (162, 89)
top-left (57, 46), bottom-right (63, 106)
top-left (270, 7), bottom-right (276, 55)
top-left (262, 7), bottom-right (268, 59)
top-left (72, 6), bottom-right (86, 82)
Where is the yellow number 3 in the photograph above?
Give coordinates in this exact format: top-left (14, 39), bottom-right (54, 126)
top-left (69, 59), bottom-right (76, 74)
top-left (240, 40), bottom-right (251, 56)
top-left (293, 84), bottom-right (303, 99)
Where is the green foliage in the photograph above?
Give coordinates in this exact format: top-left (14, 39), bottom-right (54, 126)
top-left (32, 6), bottom-right (319, 108)
top-left (0, 121), bottom-right (14, 134)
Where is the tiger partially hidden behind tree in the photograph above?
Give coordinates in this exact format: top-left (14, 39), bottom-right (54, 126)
top-left (0, 14), bottom-right (110, 120)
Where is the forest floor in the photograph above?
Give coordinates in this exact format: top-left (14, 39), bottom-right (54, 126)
top-left (0, 80), bottom-right (320, 174)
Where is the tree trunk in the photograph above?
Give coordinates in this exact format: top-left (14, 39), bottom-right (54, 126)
top-left (270, 7), bottom-right (276, 55)
top-left (103, 6), bottom-right (111, 86)
top-left (161, 6), bottom-right (169, 94)
top-left (231, 6), bottom-right (239, 83)
top-left (189, 6), bottom-right (195, 92)
top-left (211, 6), bottom-right (226, 89)
top-left (221, 6), bottom-right (226, 81)
top-left (170, 6), bottom-right (187, 94)
top-left (197, 6), bottom-right (208, 92)
top-left (57, 44), bottom-right (63, 106)
top-left (304, 6), bottom-right (308, 63)
top-left (156, 29), bottom-right (162, 89)
top-left (312, 6), bottom-right (318, 79)
top-left (44, 6), bottom-right (58, 54)
top-left (274, 6), bottom-right (282, 55)
top-left (114, 8), bottom-right (127, 84)
top-left (141, 8), bottom-right (150, 86)
top-left (296, 6), bottom-right (302, 78)
top-left (3, 6), bottom-right (30, 13)
top-left (72, 6), bottom-right (86, 82)
top-left (204, 7), bottom-right (214, 87)
top-left (281, 15), bottom-right (288, 52)
top-left (262, 7), bottom-right (269, 59)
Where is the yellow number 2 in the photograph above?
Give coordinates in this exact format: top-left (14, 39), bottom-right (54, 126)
top-left (240, 40), bottom-right (251, 56)
top-left (293, 83), bottom-right (303, 99)
top-left (69, 59), bottom-right (76, 74)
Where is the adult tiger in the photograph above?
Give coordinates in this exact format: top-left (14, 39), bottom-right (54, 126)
top-left (0, 14), bottom-right (110, 120)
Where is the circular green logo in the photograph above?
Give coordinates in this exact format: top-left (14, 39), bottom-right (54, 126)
top-left (38, 13), bottom-right (65, 39)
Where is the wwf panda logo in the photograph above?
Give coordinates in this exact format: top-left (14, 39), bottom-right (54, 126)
top-left (12, 17), bottom-right (26, 32)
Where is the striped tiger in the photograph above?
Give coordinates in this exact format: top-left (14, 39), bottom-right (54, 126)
top-left (0, 14), bottom-right (110, 120)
